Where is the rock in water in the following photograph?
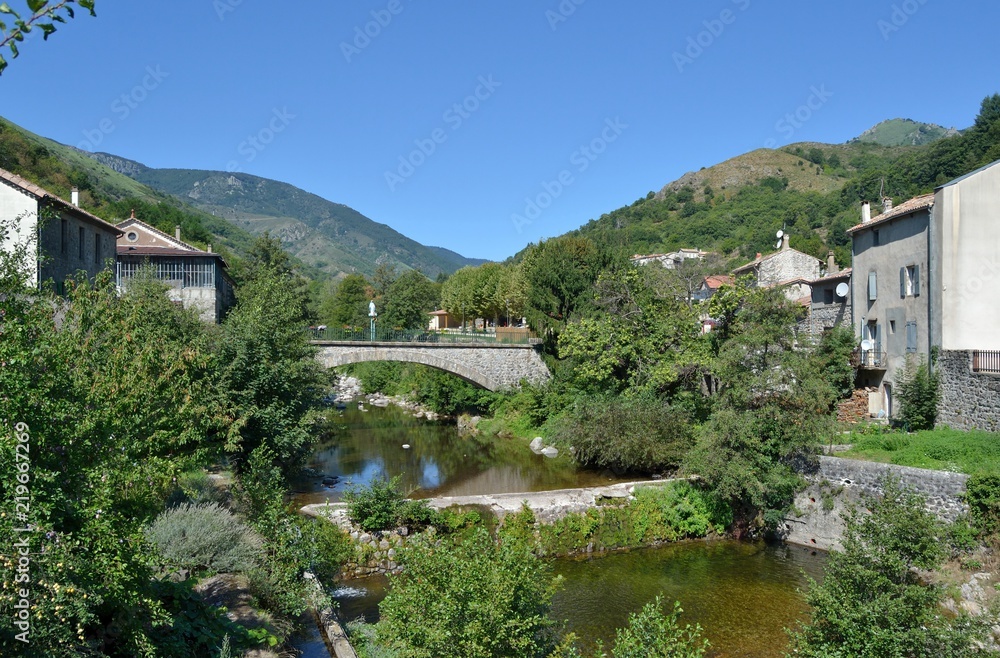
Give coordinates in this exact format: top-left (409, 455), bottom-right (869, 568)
top-left (541, 446), bottom-right (559, 459)
top-left (529, 437), bottom-right (544, 454)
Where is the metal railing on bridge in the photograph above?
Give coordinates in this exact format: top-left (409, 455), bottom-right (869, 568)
top-left (309, 326), bottom-right (541, 345)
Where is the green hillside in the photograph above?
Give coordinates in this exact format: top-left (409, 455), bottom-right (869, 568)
top-left (566, 94), bottom-right (1000, 270)
top-left (849, 118), bottom-right (960, 147)
top-left (0, 117), bottom-right (257, 257)
top-left (91, 155), bottom-right (486, 280)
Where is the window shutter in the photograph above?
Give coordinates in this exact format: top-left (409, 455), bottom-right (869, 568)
top-left (913, 265), bottom-right (920, 297)
top-left (868, 271), bottom-right (877, 301)
top-left (900, 267), bottom-right (906, 298)
top-left (906, 321), bottom-right (917, 353)
top-left (875, 323), bottom-right (883, 354)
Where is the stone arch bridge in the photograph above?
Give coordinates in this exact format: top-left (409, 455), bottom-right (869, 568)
top-left (313, 341), bottom-right (551, 392)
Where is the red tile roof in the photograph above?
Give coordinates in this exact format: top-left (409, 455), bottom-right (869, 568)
top-left (703, 275), bottom-right (733, 290)
top-left (847, 194), bottom-right (934, 234)
top-left (0, 168), bottom-right (122, 236)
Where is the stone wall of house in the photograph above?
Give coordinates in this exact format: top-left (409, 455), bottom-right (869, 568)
top-left (937, 350), bottom-right (1000, 432)
top-left (807, 301), bottom-right (851, 335)
top-left (758, 250), bottom-right (820, 288)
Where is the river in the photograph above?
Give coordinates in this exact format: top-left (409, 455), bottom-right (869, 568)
top-left (292, 404), bottom-right (827, 657)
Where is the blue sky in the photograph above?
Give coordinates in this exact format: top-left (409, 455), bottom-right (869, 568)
top-left (1, 0), bottom-right (997, 261)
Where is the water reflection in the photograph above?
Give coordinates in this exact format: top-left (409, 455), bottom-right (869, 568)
top-left (293, 405), bottom-right (627, 506)
top-left (327, 541), bottom-right (825, 658)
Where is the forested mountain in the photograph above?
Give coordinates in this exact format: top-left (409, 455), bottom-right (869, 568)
top-left (563, 94), bottom-right (1000, 270)
top-left (91, 153), bottom-right (486, 280)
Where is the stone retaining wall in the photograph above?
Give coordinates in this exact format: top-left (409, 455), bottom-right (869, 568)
top-left (785, 456), bottom-right (969, 550)
top-left (937, 350), bottom-right (1000, 432)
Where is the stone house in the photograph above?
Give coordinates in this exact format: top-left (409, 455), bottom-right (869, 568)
top-left (692, 274), bottom-right (733, 303)
top-left (115, 214), bottom-right (235, 323)
top-left (0, 168), bottom-right (122, 290)
top-left (804, 253), bottom-right (851, 336)
top-left (847, 157), bottom-right (1000, 429)
top-left (732, 234), bottom-right (821, 301)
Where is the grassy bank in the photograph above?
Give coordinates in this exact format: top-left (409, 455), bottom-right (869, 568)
top-left (839, 427), bottom-right (1000, 476)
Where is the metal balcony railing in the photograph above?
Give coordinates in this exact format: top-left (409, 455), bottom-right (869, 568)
top-left (973, 350), bottom-right (1000, 374)
top-left (858, 349), bottom-right (886, 369)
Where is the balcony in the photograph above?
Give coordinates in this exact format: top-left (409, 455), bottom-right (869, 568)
top-left (856, 349), bottom-right (886, 370)
top-left (973, 350), bottom-right (1000, 374)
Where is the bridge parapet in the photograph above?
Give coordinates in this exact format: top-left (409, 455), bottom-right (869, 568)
top-left (314, 342), bottom-right (551, 392)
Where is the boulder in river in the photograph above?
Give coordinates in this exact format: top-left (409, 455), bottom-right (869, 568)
top-left (529, 437), bottom-right (544, 454)
top-left (540, 446), bottom-right (559, 459)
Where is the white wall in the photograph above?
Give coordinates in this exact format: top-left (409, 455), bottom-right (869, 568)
top-left (938, 162), bottom-right (1000, 350)
top-left (0, 183), bottom-right (39, 286)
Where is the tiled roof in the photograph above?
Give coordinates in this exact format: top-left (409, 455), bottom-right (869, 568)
top-left (118, 245), bottom-right (220, 258)
top-left (703, 275), bottom-right (733, 290)
top-left (117, 216), bottom-right (201, 252)
top-left (847, 194), bottom-right (934, 234)
top-left (809, 268), bottom-right (851, 285)
top-left (0, 168), bottom-right (123, 236)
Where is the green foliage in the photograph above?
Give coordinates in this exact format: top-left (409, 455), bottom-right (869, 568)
top-left (788, 477), bottom-right (984, 657)
top-left (842, 427), bottom-right (1000, 475)
top-left (343, 476), bottom-right (437, 532)
top-left (321, 273), bottom-right (371, 327)
top-left (896, 356), bottom-right (941, 431)
top-left (347, 361), bottom-right (499, 416)
top-left (965, 473), bottom-right (1000, 537)
top-left (815, 325), bottom-right (858, 400)
top-left (521, 236), bottom-right (609, 333)
top-left (552, 396), bottom-right (694, 475)
top-left (606, 597), bottom-right (709, 658)
top-left (145, 503), bottom-right (262, 574)
top-left (376, 528), bottom-right (559, 658)
top-left (440, 261), bottom-right (528, 326)
top-left (381, 269), bottom-right (439, 330)
top-left (0, 0), bottom-right (97, 75)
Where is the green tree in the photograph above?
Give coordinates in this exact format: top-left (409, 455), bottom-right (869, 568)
top-left (788, 477), bottom-right (984, 657)
top-left (376, 529), bottom-right (559, 658)
top-left (0, 1), bottom-right (96, 75)
top-left (230, 232), bottom-right (313, 324)
top-left (689, 282), bottom-right (836, 532)
top-left (382, 269), bottom-right (438, 330)
top-left (320, 273), bottom-right (370, 327)
top-left (371, 262), bottom-right (398, 299)
top-left (440, 265), bottom-right (480, 329)
top-left (896, 355), bottom-right (940, 431)
top-left (522, 236), bottom-right (602, 332)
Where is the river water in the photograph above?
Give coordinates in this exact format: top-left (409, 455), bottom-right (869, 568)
top-left (293, 404), bottom-right (828, 657)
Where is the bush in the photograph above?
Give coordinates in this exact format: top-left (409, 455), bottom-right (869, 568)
top-left (146, 503), bottom-right (262, 573)
top-left (344, 476), bottom-right (439, 532)
top-left (609, 597), bottom-right (709, 658)
top-left (896, 356), bottom-right (940, 431)
top-left (966, 473), bottom-right (1000, 536)
top-left (553, 396), bottom-right (694, 474)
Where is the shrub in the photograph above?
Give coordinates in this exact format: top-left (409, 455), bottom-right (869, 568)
top-left (553, 396), bottom-right (694, 474)
top-left (896, 356), bottom-right (940, 431)
top-left (965, 473), bottom-right (1000, 536)
top-left (609, 597), bottom-right (709, 658)
top-left (344, 476), bottom-right (439, 532)
top-left (146, 502), bottom-right (262, 573)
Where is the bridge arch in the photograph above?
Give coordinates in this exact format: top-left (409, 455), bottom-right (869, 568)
top-left (314, 343), bottom-right (551, 392)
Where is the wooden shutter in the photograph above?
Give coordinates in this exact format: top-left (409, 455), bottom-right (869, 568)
top-left (868, 271), bottom-right (877, 301)
top-left (913, 265), bottom-right (920, 297)
top-left (900, 267), bottom-right (906, 298)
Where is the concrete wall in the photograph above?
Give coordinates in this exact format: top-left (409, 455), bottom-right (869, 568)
top-left (39, 207), bottom-right (118, 287)
top-left (937, 350), bottom-right (1000, 431)
top-left (935, 161), bottom-right (1000, 351)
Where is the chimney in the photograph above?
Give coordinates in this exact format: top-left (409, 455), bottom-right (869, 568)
top-left (882, 196), bottom-right (893, 214)
top-left (71, 187), bottom-right (79, 207)
top-left (207, 243), bottom-right (213, 253)
top-left (827, 251), bottom-right (838, 275)
top-left (756, 252), bottom-right (762, 260)
top-left (175, 225), bottom-right (181, 241)
top-left (781, 234), bottom-right (790, 252)
top-left (861, 201), bottom-right (872, 223)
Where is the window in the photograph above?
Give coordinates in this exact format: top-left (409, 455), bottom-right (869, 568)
top-left (823, 288), bottom-right (834, 304)
top-left (873, 230), bottom-right (880, 246)
top-left (126, 231), bottom-right (139, 243)
top-left (78, 227), bottom-right (85, 260)
top-left (94, 232), bottom-right (100, 265)
top-left (900, 265), bottom-right (920, 297)
top-left (868, 271), bottom-right (877, 301)
top-left (906, 321), bottom-right (918, 353)
top-left (60, 219), bottom-right (67, 254)
top-left (889, 320), bottom-right (896, 334)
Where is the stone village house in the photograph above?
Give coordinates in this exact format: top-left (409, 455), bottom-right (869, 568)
top-left (848, 158), bottom-right (1000, 430)
top-left (115, 213), bottom-right (235, 323)
top-left (0, 168), bottom-right (122, 289)
top-left (732, 234), bottom-right (821, 303)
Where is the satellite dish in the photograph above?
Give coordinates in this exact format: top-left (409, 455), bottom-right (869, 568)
top-left (776, 230), bottom-right (784, 239)
top-left (835, 282), bottom-right (849, 298)
top-left (861, 339), bottom-right (874, 351)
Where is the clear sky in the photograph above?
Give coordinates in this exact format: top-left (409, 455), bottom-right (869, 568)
top-left (2, 0), bottom-right (997, 261)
